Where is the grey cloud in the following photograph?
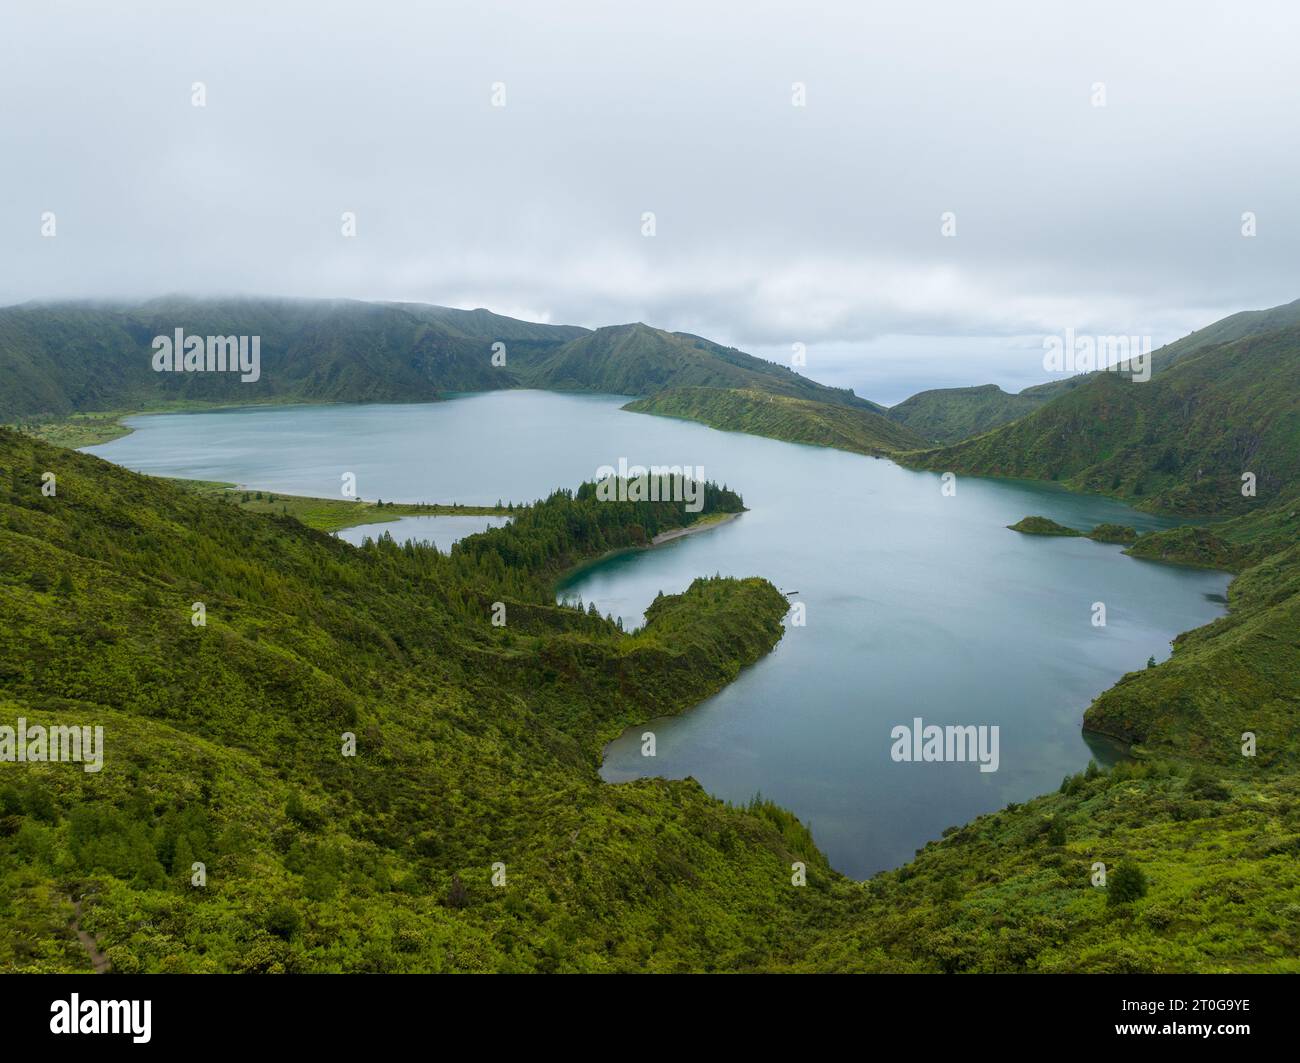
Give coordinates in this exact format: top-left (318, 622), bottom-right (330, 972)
top-left (2, 0), bottom-right (1297, 396)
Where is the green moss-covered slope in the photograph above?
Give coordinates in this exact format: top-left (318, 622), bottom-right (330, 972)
top-left (1, 429), bottom-right (858, 972)
top-left (3, 425), bottom-right (1298, 972)
top-left (887, 384), bottom-right (1045, 445)
top-left (624, 386), bottom-right (925, 456)
top-left (909, 326), bottom-right (1300, 514)
top-left (1008, 516), bottom-right (1083, 536)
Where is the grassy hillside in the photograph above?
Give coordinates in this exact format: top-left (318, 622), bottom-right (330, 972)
top-left (854, 302), bottom-right (1297, 448)
top-left (798, 756), bottom-right (1300, 973)
top-left (909, 326), bottom-right (1300, 514)
top-left (624, 386), bottom-right (925, 455)
top-left (0, 298), bottom-right (560, 421)
top-left (388, 302), bottom-right (589, 344)
top-left (1, 428), bottom-right (856, 972)
top-left (1126, 495), bottom-right (1299, 570)
top-left (2, 427), bottom-right (1297, 972)
top-left (3, 294), bottom-right (1298, 973)
top-left (522, 323), bottom-right (877, 410)
top-left (0, 300), bottom-right (878, 450)
top-left (1008, 516), bottom-right (1083, 536)
top-left (1085, 542), bottom-right (1300, 767)
top-left (171, 482), bottom-right (512, 533)
top-left (1151, 297), bottom-right (1300, 372)
top-left (800, 492), bottom-right (1300, 973)
top-left (887, 384), bottom-right (1045, 444)
top-left (1082, 497), bottom-right (1300, 765)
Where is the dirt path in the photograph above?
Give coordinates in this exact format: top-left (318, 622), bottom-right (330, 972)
top-left (69, 895), bottom-right (110, 973)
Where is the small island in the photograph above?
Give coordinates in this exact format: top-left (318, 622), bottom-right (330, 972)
top-left (1088, 523), bottom-right (1139, 544)
top-left (1009, 516), bottom-right (1140, 543)
top-left (1007, 515), bottom-right (1082, 536)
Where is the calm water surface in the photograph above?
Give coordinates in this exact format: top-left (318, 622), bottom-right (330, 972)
top-left (87, 392), bottom-right (1230, 877)
top-left (334, 514), bottom-right (508, 551)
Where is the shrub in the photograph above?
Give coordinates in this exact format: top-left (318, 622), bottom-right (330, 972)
top-left (1185, 768), bottom-right (1230, 802)
top-left (1107, 863), bottom-right (1149, 906)
top-left (104, 946), bottom-right (141, 974)
top-left (1046, 818), bottom-right (1067, 846)
top-left (265, 902), bottom-right (301, 939)
top-left (446, 873), bottom-right (469, 909)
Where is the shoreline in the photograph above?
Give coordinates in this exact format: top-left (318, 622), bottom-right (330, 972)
top-left (22, 393), bottom-right (1264, 888)
top-left (163, 480), bottom-right (513, 533)
top-left (556, 510), bottom-right (746, 591)
top-left (650, 510), bottom-right (742, 545)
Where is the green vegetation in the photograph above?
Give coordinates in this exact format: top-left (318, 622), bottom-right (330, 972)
top-left (0, 300), bottom-right (869, 426)
top-left (7, 411), bottom-right (135, 449)
top-left (799, 759), bottom-right (1300, 972)
top-left (1085, 534), bottom-right (1300, 766)
top-left (1088, 523), bottom-right (1138, 544)
top-left (1147, 296), bottom-right (1300, 373)
top-left (0, 299), bottom-right (570, 421)
top-left (2, 422), bottom-right (1297, 973)
top-left (0, 429), bottom-right (820, 972)
top-left (2, 295), bottom-right (1298, 973)
top-left (625, 386), bottom-right (925, 456)
top-left (3, 295), bottom-right (1297, 492)
top-left (909, 325), bottom-right (1300, 514)
top-left (172, 482), bottom-right (512, 534)
top-left (1008, 517), bottom-right (1141, 544)
top-left (886, 384), bottom-right (1045, 445)
top-left (521, 323), bottom-right (874, 410)
top-left (1008, 516), bottom-right (1083, 537)
top-left (1126, 494), bottom-right (1300, 569)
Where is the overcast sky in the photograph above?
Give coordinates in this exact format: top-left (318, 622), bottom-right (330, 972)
top-left (3, 0), bottom-right (1298, 402)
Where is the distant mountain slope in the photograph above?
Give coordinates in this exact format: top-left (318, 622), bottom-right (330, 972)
top-left (522, 323), bottom-right (878, 409)
top-left (625, 386), bottom-right (926, 455)
top-left (387, 302), bottom-right (589, 344)
top-left (886, 384), bottom-right (1045, 444)
top-left (887, 297), bottom-right (1300, 444)
top-left (1152, 296), bottom-right (1300, 371)
top-left (0, 298), bottom-right (545, 420)
top-left (909, 326), bottom-right (1300, 514)
top-left (0, 300), bottom-right (871, 424)
top-left (1001, 297), bottom-right (1300, 407)
top-left (1013, 374), bottom-right (1095, 402)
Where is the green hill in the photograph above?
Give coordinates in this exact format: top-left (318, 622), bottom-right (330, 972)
top-left (1008, 516), bottom-right (1083, 536)
top-left (887, 384), bottom-right (1046, 444)
top-left (521, 323), bottom-right (875, 409)
top-left (909, 325), bottom-right (1300, 514)
top-left (890, 298), bottom-right (1300, 442)
top-left (0, 427), bottom-right (840, 972)
top-left (0, 301), bottom-right (877, 449)
top-left (1150, 296), bottom-right (1300, 372)
top-left (1085, 539), bottom-right (1300, 767)
top-left (34, 294), bottom-right (1297, 465)
top-left (386, 302), bottom-right (588, 344)
top-left (1007, 517), bottom-right (1140, 543)
top-left (0, 297), bottom-right (556, 421)
top-left (2, 426), bottom-right (1298, 972)
top-left (624, 386), bottom-right (926, 455)
top-left (3, 294), bottom-right (1299, 973)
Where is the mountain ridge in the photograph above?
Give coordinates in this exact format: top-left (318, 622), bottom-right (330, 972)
top-left (0, 297), bottom-right (871, 423)
top-left (906, 324), bottom-right (1300, 514)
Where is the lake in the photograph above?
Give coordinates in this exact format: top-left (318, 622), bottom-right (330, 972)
top-left (86, 391), bottom-right (1231, 877)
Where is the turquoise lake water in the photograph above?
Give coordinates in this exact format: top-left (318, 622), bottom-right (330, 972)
top-left (86, 391), bottom-right (1230, 877)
